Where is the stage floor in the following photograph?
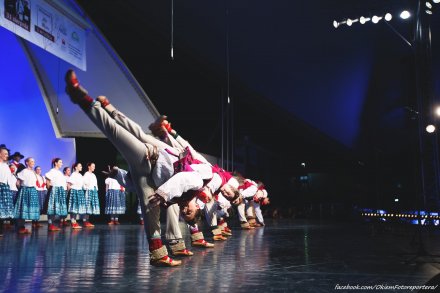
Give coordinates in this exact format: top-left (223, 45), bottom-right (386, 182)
top-left (1, 219), bottom-right (439, 292)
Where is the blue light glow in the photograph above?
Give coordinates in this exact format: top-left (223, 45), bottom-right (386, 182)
top-left (0, 28), bottom-right (76, 172)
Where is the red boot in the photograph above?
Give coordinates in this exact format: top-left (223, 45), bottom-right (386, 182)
top-left (65, 69), bottom-right (94, 110)
top-left (148, 115), bottom-right (169, 138)
top-left (84, 221), bottom-right (95, 228)
top-left (71, 222), bottom-right (82, 229)
top-left (212, 227), bottom-right (227, 241)
top-left (190, 231), bottom-right (215, 247)
top-left (18, 227), bottom-right (31, 234)
top-left (48, 224), bottom-right (61, 232)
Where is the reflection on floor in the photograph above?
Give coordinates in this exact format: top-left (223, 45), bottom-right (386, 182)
top-left (1, 219), bottom-right (439, 292)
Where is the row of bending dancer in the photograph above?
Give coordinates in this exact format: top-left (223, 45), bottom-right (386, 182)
top-left (148, 118), bottom-right (237, 242)
top-left (103, 98), bottom-right (243, 254)
top-left (65, 69), bottom-right (243, 267)
top-left (235, 176), bottom-right (270, 229)
top-left (150, 121), bottom-right (270, 235)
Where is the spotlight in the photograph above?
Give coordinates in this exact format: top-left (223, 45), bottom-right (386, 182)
top-left (394, 198), bottom-right (399, 202)
top-left (426, 1), bottom-right (433, 9)
top-left (426, 124), bottom-right (436, 133)
top-left (434, 0), bottom-right (440, 3)
top-left (333, 20), bottom-right (339, 28)
top-left (372, 15), bottom-right (382, 23)
top-left (400, 10), bottom-right (411, 19)
top-left (360, 16), bottom-right (370, 24)
top-left (426, 9), bottom-right (433, 14)
top-left (385, 13), bottom-right (392, 21)
top-left (435, 106), bottom-right (440, 116)
top-left (347, 18), bottom-right (353, 26)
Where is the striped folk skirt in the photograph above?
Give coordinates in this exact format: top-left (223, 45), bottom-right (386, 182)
top-left (0, 183), bottom-right (13, 219)
top-left (14, 186), bottom-right (40, 220)
top-left (46, 186), bottom-right (67, 216)
top-left (85, 187), bottom-right (100, 215)
top-left (68, 188), bottom-right (87, 214)
top-left (105, 189), bottom-right (126, 215)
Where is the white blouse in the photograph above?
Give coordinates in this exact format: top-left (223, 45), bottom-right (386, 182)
top-left (0, 162), bottom-right (11, 184)
top-left (45, 168), bottom-right (66, 188)
top-left (8, 175), bottom-right (18, 191)
top-left (239, 180), bottom-right (258, 199)
top-left (17, 168), bottom-right (38, 188)
top-left (105, 177), bottom-right (121, 190)
top-left (83, 172), bottom-right (98, 190)
top-left (68, 172), bottom-right (84, 190)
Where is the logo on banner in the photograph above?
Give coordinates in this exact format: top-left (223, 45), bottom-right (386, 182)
top-left (56, 20), bottom-right (67, 51)
top-left (4, 0), bottom-right (31, 31)
top-left (35, 5), bottom-right (54, 42)
top-left (1, 0), bottom-right (87, 70)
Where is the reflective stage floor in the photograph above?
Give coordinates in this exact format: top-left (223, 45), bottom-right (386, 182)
top-left (1, 219), bottom-right (440, 292)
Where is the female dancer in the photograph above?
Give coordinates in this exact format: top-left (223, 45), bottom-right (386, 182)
top-left (67, 162), bottom-right (86, 229)
top-left (0, 145), bottom-right (13, 237)
top-left (33, 165), bottom-right (46, 228)
top-left (104, 176), bottom-right (126, 225)
top-left (45, 158), bottom-right (67, 231)
top-left (15, 157), bottom-right (40, 234)
top-left (83, 162), bottom-right (100, 227)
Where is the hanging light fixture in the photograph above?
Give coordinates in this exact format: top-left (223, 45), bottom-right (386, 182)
top-left (384, 13), bottom-right (392, 21)
top-left (426, 124), bottom-right (436, 133)
top-left (170, 0), bottom-right (174, 60)
top-left (372, 15), bottom-right (382, 23)
top-left (400, 10), bottom-right (411, 19)
top-left (360, 16), bottom-right (370, 24)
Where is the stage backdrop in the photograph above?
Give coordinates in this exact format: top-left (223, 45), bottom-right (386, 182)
top-left (0, 0), bottom-right (160, 172)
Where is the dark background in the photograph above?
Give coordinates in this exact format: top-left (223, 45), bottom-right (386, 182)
top-left (73, 0), bottom-right (440, 219)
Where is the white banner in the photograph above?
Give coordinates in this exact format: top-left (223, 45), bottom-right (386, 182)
top-left (0, 0), bottom-right (87, 70)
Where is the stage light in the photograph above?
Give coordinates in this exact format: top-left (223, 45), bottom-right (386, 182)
top-left (385, 13), bottom-right (392, 21)
top-left (347, 18), bottom-right (352, 26)
top-left (425, 9), bottom-right (433, 14)
top-left (301, 162), bottom-right (306, 167)
top-left (333, 20), bottom-right (339, 28)
top-left (426, 2), bottom-right (433, 9)
top-left (372, 15), bottom-right (382, 23)
top-left (435, 106), bottom-right (440, 116)
top-left (434, 0), bottom-right (440, 3)
top-left (400, 10), bottom-right (411, 19)
top-left (359, 16), bottom-right (370, 24)
top-left (426, 124), bottom-right (436, 133)
top-left (394, 198), bottom-right (399, 202)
